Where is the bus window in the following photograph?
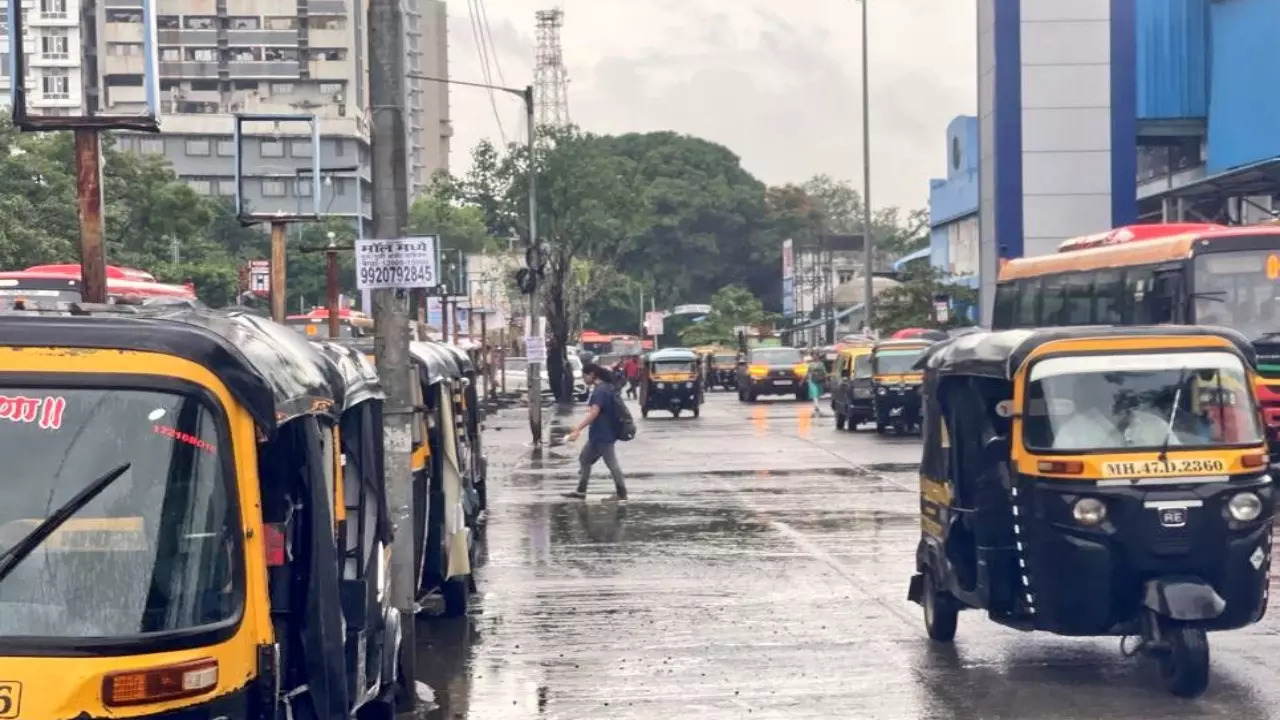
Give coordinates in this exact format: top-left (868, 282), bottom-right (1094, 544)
top-left (1093, 271), bottom-right (1123, 325)
top-left (1015, 279), bottom-right (1040, 327)
top-left (1062, 273), bottom-right (1093, 325)
top-left (993, 284), bottom-right (1016, 329)
top-left (1152, 270), bottom-right (1184, 323)
top-left (1127, 267), bottom-right (1156, 324)
top-left (1041, 276), bottom-right (1067, 327)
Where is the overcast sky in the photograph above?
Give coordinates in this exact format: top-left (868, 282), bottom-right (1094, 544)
top-left (443, 0), bottom-right (976, 210)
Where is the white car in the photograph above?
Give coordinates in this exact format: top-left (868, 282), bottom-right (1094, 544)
top-left (501, 356), bottom-right (587, 401)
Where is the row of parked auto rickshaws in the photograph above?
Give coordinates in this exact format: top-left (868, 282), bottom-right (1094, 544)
top-left (0, 303), bottom-right (488, 719)
top-left (891, 323), bottom-right (1276, 699)
top-left (827, 332), bottom-right (949, 434)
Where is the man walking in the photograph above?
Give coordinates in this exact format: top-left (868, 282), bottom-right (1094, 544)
top-left (563, 364), bottom-right (628, 503)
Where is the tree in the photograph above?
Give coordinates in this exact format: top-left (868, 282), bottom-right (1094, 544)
top-left (679, 284), bottom-right (774, 346)
top-left (408, 190), bottom-right (501, 254)
top-left (872, 264), bottom-right (978, 335)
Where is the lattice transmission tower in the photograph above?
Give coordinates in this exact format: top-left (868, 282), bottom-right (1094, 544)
top-left (534, 9), bottom-right (570, 127)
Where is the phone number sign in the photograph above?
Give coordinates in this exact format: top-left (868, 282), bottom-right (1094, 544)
top-left (356, 236), bottom-right (438, 290)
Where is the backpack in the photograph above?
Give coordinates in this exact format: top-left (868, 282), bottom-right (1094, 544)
top-left (610, 385), bottom-right (637, 441)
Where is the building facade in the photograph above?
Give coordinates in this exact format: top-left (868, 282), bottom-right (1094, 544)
top-left (929, 116), bottom-right (980, 289)
top-left (1, 0), bottom-right (450, 235)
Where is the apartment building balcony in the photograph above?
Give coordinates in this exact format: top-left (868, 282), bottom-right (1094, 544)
top-left (308, 0), bottom-right (346, 14)
top-left (106, 84), bottom-right (147, 105)
top-left (103, 54), bottom-right (147, 75)
top-left (158, 29), bottom-right (216, 45)
top-left (227, 60), bottom-right (299, 77)
top-left (225, 0), bottom-right (293, 15)
top-left (307, 28), bottom-right (349, 47)
top-left (159, 60), bottom-right (220, 76)
top-left (163, 0), bottom-right (216, 12)
top-left (26, 14), bottom-right (79, 28)
top-left (28, 54), bottom-right (80, 69)
top-left (226, 30), bottom-right (300, 46)
top-left (308, 59), bottom-right (351, 80)
top-left (103, 22), bottom-right (144, 43)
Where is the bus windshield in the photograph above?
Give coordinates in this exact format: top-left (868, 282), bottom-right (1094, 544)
top-left (0, 388), bottom-right (238, 642)
top-left (1023, 351), bottom-right (1263, 451)
top-left (1193, 251), bottom-right (1280, 340)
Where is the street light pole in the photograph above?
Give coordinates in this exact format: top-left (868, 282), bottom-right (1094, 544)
top-left (860, 0), bottom-right (876, 332)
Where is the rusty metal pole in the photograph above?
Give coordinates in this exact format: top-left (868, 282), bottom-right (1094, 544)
top-left (413, 288), bottom-right (427, 340)
top-left (74, 129), bottom-right (107, 304)
top-left (269, 221), bottom-right (288, 322)
top-left (325, 245), bottom-right (340, 338)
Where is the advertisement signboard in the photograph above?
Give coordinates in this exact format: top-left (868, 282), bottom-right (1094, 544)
top-left (782, 239), bottom-right (795, 318)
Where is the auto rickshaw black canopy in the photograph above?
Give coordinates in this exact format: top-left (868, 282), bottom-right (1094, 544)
top-left (314, 340), bottom-right (386, 408)
top-left (917, 325), bottom-right (1258, 381)
top-left (0, 305), bottom-right (344, 435)
top-left (410, 341), bottom-right (465, 384)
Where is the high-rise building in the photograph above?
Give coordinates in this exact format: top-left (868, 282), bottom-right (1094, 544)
top-left (0, 0), bottom-right (87, 117)
top-left (0, 0), bottom-right (450, 234)
top-left (404, 0), bottom-right (450, 198)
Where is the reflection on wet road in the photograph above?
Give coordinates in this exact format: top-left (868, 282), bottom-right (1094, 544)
top-left (415, 393), bottom-right (1280, 719)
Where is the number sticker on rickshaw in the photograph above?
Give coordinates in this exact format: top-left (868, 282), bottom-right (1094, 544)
top-left (0, 681), bottom-right (20, 719)
top-left (1102, 458), bottom-right (1227, 478)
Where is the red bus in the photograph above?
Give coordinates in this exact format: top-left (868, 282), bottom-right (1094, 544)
top-left (284, 306), bottom-right (375, 339)
top-left (0, 264), bottom-right (198, 308)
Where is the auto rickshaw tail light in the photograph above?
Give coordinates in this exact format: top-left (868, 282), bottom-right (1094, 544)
top-left (103, 658), bottom-right (219, 707)
top-left (264, 523), bottom-right (287, 566)
top-left (1242, 453), bottom-right (1267, 469)
top-left (1038, 460), bottom-right (1083, 475)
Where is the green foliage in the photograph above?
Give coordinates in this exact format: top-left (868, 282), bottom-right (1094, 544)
top-left (0, 117), bottom-right (360, 310)
top-left (872, 264), bottom-right (978, 336)
top-left (679, 284), bottom-right (775, 346)
top-left (408, 189), bottom-right (501, 254)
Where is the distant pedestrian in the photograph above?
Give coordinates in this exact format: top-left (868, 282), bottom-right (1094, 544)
top-left (563, 364), bottom-right (628, 503)
top-left (805, 355), bottom-right (827, 417)
top-left (622, 355), bottom-right (640, 398)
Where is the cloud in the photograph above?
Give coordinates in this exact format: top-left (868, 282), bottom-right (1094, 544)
top-left (445, 0), bottom-right (977, 209)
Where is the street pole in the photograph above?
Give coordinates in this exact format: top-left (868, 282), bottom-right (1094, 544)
top-left (524, 86), bottom-right (543, 445)
top-left (74, 130), bottom-right (107, 304)
top-left (325, 242), bottom-right (340, 338)
top-left (269, 221), bottom-right (288, 322)
top-left (367, 0), bottom-right (417, 707)
top-left (860, 0), bottom-right (876, 332)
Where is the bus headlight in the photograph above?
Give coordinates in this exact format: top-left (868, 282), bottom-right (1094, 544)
top-left (1073, 497), bottom-right (1107, 526)
top-left (1228, 491), bottom-right (1263, 522)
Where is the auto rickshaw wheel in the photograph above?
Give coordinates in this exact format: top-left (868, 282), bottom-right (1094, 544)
top-left (875, 422), bottom-right (887, 434)
top-left (672, 407), bottom-right (681, 418)
top-left (1158, 623), bottom-right (1210, 698)
top-left (922, 572), bottom-right (959, 642)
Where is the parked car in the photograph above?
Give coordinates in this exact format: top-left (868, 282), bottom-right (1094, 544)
top-left (501, 355), bottom-right (587, 400)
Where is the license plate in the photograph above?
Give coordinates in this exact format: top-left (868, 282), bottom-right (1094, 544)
top-left (772, 380), bottom-right (790, 385)
top-left (1159, 507), bottom-right (1187, 528)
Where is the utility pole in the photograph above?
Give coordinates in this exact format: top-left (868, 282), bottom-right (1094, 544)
top-left (367, 0), bottom-right (417, 708)
top-left (524, 85), bottom-right (543, 445)
top-left (860, 0), bottom-right (876, 332)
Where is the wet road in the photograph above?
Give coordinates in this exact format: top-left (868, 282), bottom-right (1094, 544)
top-left (414, 392), bottom-right (1280, 719)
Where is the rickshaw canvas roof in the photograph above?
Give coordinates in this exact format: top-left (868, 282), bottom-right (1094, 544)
top-left (0, 305), bottom-right (343, 434)
top-left (314, 340), bottom-right (386, 408)
top-left (409, 341), bottom-right (464, 383)
top-left (919, 326), bottom-right (1257, 380)
top-left (649, 347), bottom-right (698, 362)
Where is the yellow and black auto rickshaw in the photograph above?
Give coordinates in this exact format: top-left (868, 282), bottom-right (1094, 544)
top-left (0, 305), bottom-right (402, 720)
top-left (909, 326), bottom-right (1273, 698)
top-left (831, 343), bottom-right (874, 431)
top-left (640, 347), bottom-right (703, 418)
top-left (344, 338), bottom-right (480, 619)
top-left (870, 338), bottom-right (933, 434)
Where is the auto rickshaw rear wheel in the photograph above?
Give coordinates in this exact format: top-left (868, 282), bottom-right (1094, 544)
top-left (922, 572), bottom-right (958, 642)
top-left (1158, 622), bottom-right (1210, 698)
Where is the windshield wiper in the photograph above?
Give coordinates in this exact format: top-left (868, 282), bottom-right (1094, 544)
top-left (1157, 369), bottom-right (1190, 463)
top-left (0, 462), bottom-right (131, 584)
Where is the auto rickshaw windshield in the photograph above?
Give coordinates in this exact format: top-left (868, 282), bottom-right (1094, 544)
top-left (0, 388), bottom-right (237, 640)
top-left (1024, 351), bottom-right (1264, 451)
top-left (652, 359), bottom-right (695, 374)
top-left (713, 354), bottom-right (736, 364)
top-left (875, 348), bottom-right (925, 374)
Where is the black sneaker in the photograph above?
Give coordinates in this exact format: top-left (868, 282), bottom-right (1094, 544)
top-left (562, 491), bottom-right (587, 500)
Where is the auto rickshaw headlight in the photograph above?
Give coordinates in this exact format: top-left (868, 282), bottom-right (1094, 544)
top-left (877, 387), bottom-right (887, 396)
top-left (1228, 491), bottom-right (1263, 522)
top-left (657, 382), bottom-right (665, 389)
top-left (685, 381), bottom-right (693, 388)
top-left (1072, 497), bottom-right (1107, 526)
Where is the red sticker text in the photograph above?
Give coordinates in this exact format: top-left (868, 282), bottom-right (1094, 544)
top-left (0, 395), bottom-right (66, 430)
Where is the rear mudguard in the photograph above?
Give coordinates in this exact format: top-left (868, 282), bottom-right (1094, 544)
top-left (1142, 576), bottom-right (1226, 621)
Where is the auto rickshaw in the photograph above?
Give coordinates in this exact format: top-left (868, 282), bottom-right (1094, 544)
top-left (420, 342), bottom-right (490, 523)
top-left (0, 305), bottom-right (401, 720)
top-left (831, 344), bottom-right (875, 430)
top-left (908, 326), bottom-right (1273, 698)
top-left (344, 338), bottom-right (480, 618)
top-left (871, 338), bottom-right (934, 433)
top-left (640, 347), bottom-right (703, 418)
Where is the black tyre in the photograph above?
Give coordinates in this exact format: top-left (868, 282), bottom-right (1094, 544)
top-left (1159, 623), bottom-right (1210, 698)
top-left (922, 572), bottom-right (959, 642)
top-left (672, 407), bottom-right (681, 418)
top-left (875, 422), bottom-right (887, 434)
top-left (747, 391), bottom-right (758, 403)
top-left (795, 391), bottom-right (806, 402)
top-left (442, 577), bottom-right (470, 618)
top-left (835, 412), bottom-right (846, 430)
top-left (641, 407), bottom-right (649, 418)
top-left (693, 404), bottom-right (700, 418)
